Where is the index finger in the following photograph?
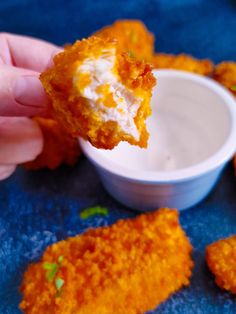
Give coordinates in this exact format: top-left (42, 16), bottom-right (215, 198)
top-left (0, 33), bottom-right (62, 72)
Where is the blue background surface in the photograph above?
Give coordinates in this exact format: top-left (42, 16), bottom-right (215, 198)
top-left (0, 0), bottom-right (236, 313)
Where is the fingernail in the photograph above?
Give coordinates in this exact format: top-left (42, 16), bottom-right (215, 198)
top-left (14, 75), bottom-right (48, 108)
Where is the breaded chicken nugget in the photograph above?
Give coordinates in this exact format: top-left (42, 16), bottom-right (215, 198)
top-left (213, 62), bottom-right (236, 96)
top-left (40, 36), bottom-right (156, 149)
top-left (20, 208), bottom-right (193, 314)
top-left (206, 235), bottom-right (236, 293)
top-left (24, 117), bottom-right (81, 170)
top-left (152, 53), bottom-right (213, 76)
top-left (94, 19), bottom-right (154, 62)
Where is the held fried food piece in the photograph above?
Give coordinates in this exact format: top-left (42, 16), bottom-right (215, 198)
top-left (20, 208), bottom-right (193, 314)
top-left (24, 117), bottom-right (81, 170)
top-left (152, 53), bottom-right (213, 76)
top-left (94, 19), bottom-right (154, 62)
top-left (40, 36), bottom-right (156, 149)
top-left (206, 235), bottom-right (236, 293)
top-left (213, 62), bottom-right (236, 96)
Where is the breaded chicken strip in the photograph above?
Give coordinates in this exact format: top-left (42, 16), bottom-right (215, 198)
top-left (23, 117), bottom-right (81, 170)
top-left (94, 19), bottom-right (154, 62)
top-left (206, 235), bottom-right (236, 294)
top-left (40, 36), bottom-right (156, 149)
top-left (213, 61), bottom-right (236, 96)
top-left (152, 53), bottom-right (213, 76)
top-left (20, 208), bottom-right (193, 314)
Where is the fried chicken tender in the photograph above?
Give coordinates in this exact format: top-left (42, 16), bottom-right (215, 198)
top-left (213, 61), bottom-right (236, 96)
top-left (94, 19), bottom-right (154, 62)
top-left (152, 53), bottom-right (213, 76)
top-left (206, 235), bottom-right (236, 294)
top-left (40, 36), bottom-right (156, 149)
top-left (24, 117), bottom-right (81, 170)
top-left (20, 208), bottom-right (193, 314)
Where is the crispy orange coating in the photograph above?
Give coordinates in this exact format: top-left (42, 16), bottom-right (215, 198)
top-left (20, 208), bottom-right (193, 314)
top-left (152, 53), bottom-right (213, 76)
top-left (213, 61), bottom-right (236, 96)
top-left (94, 19), bottom-right (154, 62)
top-left (24, 117), bottom-right (81, 170)
top-left (206, 235), bottom-right (236, 294)
top-left (40, 36), bottom-right (156, 149)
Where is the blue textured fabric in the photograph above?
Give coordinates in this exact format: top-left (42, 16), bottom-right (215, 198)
top-left (0, 0), bottom-right (236, 313)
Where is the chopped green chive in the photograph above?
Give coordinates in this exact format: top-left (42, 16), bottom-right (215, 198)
top-left (43, 257), bottom-right (66, 298)
top-left (231, 85), bottom-right (236, 91)
top-left (43, 262), bottom-right (59, 282)
top-left (55, 277), bottom-right (64, 291)
top-left (80, 206), bottom-right (109, 219)
top-left (43, 262), bottom-right (55, 270)
top-left (58, 255), bottom-right (64, 263)
top-left (127, 50), bottom-right (135, 58)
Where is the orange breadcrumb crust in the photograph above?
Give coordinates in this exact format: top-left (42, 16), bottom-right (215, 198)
top-left (152, 53), bottom-right (213, 76)
top-left (40, 36), bottom-right (156, 149)
top-left (94, 19), bottom-right (154, 62)
top-left (213, 61), bottom-right (236, 97)
top-left (24, 117), bottom-right (81, 170)
top-left (20, 208), bottom-right (193, 314)
top-left (206, 235), bottom-right (236, 294)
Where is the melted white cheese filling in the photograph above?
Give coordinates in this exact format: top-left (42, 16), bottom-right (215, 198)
top-left (74, 50), bottom-right (141, 140)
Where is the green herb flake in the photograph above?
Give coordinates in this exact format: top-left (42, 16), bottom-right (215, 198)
top-left (58, 255), bottom-right (64, 263)
top-left (55, 277), bottom-right (64, 291)
top-left (43, 262), bottom-right (55, 270)
top-left (231, 85), bottom-right (236, 91)
top-left (80, 206), bottom-right (109, 219)
top-left (43, 262), bottom-right (59, 282)
top-left (127, 50), bottom-right (135, 58)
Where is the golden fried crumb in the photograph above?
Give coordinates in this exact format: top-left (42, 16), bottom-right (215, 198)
top-left (94, 19), bottom-right (154, 62)
top-left (152, 53), bottom-right (213, 76)
top-left (213, 62), bottom-right (236, 97)
top-left (206, 235), bottom-right (236, 294)
top-left (20, 208), bottom-right (193, 314)
top-left (24, 117), bottom-right (81, 170)
top-left (40, 36), bottom-right (156, 149)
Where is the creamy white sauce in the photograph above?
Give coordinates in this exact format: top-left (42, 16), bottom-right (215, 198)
top-left (74, 49), bottom-right (141, 140)
top-left (97, 74), bottom-right (230, 172)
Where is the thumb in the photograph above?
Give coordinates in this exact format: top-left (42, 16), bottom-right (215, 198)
top-left (0, 65), bottom-right (48, 117)
top-left (0, 165), bottom-right (16, 181)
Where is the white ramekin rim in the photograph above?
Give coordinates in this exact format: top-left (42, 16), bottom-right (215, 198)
top-left (80, 70), bottom-right (236, 183)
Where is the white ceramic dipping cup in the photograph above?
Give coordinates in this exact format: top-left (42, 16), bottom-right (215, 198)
top-left (80, 70), bottom-right (236, 210)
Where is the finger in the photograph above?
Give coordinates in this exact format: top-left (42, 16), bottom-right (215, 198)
top-left (0, 117), bottom-right (43, 164)
top-left (0, 32), bottom-right (61, 72)
top-left (0, 65), bottom-right (48, 116)
top-left (0, 165), bottom-right (16, 181)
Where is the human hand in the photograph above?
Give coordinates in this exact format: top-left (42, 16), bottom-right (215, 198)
top-left (0, 33), bottom-right (61, 180)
